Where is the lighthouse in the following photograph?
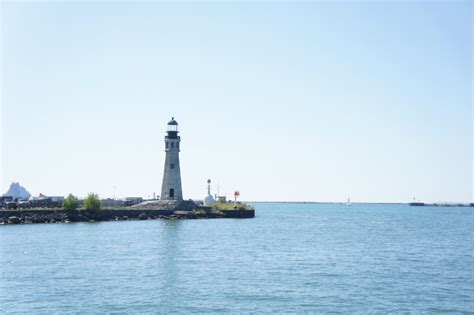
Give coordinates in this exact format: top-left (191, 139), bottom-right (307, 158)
top-left (161, 117), bottom-right (183, 201)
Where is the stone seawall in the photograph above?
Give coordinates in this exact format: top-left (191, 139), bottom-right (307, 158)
top-left (0, 208), bottom-right (255, 225)
top-left (220, 209), bottom-right (255, 218)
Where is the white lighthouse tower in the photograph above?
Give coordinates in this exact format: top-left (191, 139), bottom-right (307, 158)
top-left (161, 117), bottom-right (183, 201)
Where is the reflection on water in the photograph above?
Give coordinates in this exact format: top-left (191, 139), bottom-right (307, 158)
top-left (159, 221), bottom-right (182, 306)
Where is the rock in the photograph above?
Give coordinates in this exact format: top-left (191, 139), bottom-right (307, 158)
top-left (138, 213), bottom-right (147, 220)
top-left (8, 216), bottom-right (20, 224)
top-left (22, 216), bottom-right (33, 224)
top-left (32, 216), bottom-right (45, 223)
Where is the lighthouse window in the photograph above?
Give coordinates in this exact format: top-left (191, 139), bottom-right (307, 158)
top-left (170, 163), bottom-right (175, 169)
top-left (166, 142), bottom-right (169, 149)
top-left (171, 142), bottom-right (175, 148)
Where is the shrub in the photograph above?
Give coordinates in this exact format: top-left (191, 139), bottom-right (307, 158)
top-left (63, 193), bottom-right (79, 211)
top-left (84, 193), bottom-right (101, 211)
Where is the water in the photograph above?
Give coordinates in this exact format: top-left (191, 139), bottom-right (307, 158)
top-left (1, 203), bottom-right (473, 313)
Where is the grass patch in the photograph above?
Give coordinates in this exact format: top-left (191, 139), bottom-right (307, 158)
top-left (211, 202), bottom-right (254, 211)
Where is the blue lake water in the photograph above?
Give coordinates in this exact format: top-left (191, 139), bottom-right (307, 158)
top-left (1, 203), bottom-right (473, 313)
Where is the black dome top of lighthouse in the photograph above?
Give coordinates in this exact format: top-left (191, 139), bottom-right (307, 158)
top-left (168, 117), bottom-right (178, 125)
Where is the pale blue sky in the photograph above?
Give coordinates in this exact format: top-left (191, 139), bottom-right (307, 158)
top-left (1, 1), bottom-right (472, 202)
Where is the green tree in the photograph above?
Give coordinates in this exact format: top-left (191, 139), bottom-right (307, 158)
top-left (62, 193), bottom-right (79, 211)
top-left (84, 193), bottom-right (101, 211)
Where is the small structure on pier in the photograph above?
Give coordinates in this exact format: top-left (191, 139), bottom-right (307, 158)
top-left (204, 179), bottom-right (215, 206)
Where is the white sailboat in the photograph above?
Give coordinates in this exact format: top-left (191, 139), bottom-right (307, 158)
top-left (346, 197), bottom-right (352, 206)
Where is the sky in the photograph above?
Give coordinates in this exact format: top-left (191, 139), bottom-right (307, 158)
top-left (0, 1), bottom-right (472, 203)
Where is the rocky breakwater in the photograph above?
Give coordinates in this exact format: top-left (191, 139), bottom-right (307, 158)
top-left (0, 200), bottom-right (255, 225)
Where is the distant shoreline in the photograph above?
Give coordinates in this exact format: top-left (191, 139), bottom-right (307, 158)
top-left (247, 201), bottom-right (474, 207)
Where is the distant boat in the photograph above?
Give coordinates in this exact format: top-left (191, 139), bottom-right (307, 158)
top-left (409, 197), bottom-right (425, 206)
top-left (346, 198), bottom-right (351, 206)
top-left (409, 202), bottom-right (425, 206)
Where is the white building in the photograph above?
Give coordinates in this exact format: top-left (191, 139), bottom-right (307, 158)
top-left (204, 179), bottom-right (215, 206)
